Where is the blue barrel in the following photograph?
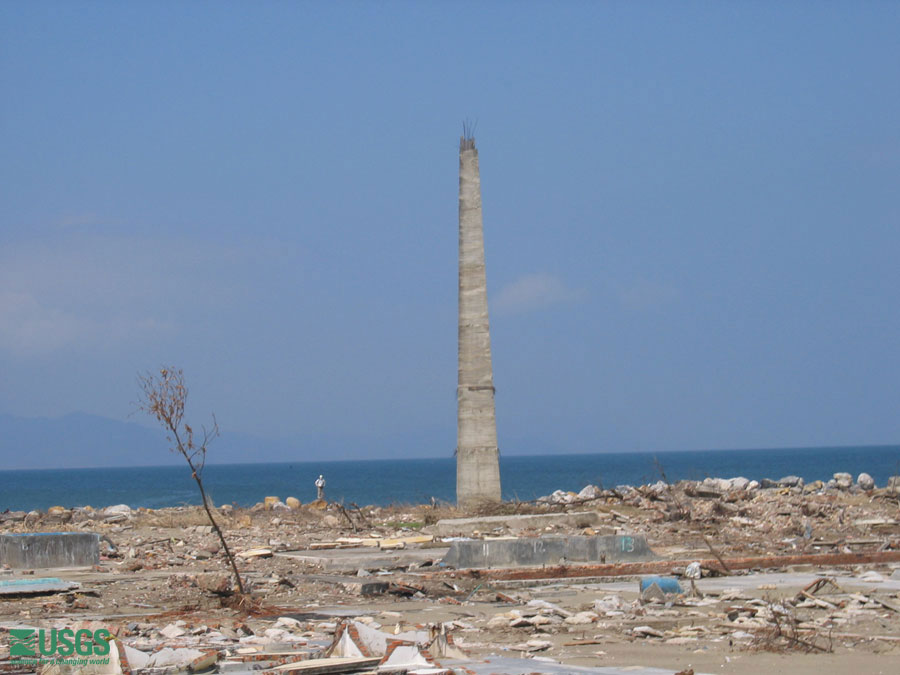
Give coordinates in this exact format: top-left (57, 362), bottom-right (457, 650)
top-left (639, 576), bottom-right (684, 594)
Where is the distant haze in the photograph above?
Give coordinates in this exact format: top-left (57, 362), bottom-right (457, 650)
top-left (2, 4), bottom-right (899, 469)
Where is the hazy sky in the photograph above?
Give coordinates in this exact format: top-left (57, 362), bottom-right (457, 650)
top-left (2, 2), bottom-right (899, 461)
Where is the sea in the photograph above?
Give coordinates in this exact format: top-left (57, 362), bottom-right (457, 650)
top-left (1, 445), bottom-right (898, 513)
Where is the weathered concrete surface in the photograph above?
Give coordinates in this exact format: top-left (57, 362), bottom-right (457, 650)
top-left (430, 511), bottom-right (612, 537)
top-left (442, 657), bottom-right (712, 674)
top-left (439, 549), bottom-right (900, 582)
top-left (298, 574), bottom-right (391, 596)
top-left (457, 135), bottom-right (501, 508)
top-left (0, 577), bottom-right (81, 595)
top-left (442, 535), bottom-right (658, 569)
top-left (275, 546), bottom-right (448, 573)
top-left (0, 532), bottom-right (99, 569)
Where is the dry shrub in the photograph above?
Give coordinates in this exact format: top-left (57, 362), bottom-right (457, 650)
top-left (418, 504), bottom-right (458, 526)
top-left (748, 598), bottom-right (832, 654)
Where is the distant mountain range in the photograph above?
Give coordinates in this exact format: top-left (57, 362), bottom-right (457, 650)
top-left (0, 412), bottom-right (293, 469)
top-left (0, 412), bottom-right (464, 470)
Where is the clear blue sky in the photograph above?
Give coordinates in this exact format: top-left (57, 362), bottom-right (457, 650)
top-left (2, 2), bottom-right (899, 461)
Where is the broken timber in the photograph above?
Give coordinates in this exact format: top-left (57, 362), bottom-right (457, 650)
top-left (426, 549), bottom-right (900, 581)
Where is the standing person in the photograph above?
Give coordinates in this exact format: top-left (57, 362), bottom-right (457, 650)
top-left (315, 474), bottom-right (326, 501)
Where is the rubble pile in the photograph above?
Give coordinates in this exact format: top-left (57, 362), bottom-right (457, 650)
top-left (0, 475), bottom-right (898, 673)
top-left (534, 473), bottom-right (900, 560)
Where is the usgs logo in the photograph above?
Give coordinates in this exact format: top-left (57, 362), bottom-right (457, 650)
top-left (10, 628), bottom-right (111, 658)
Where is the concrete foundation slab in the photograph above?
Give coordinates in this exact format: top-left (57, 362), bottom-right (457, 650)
top-left (0, 532), bottom-right (99, 569)
top-left (430, 512), bottom-right (612, 537)
top-left (442, 535), bottom-right (657, 569)
top-left (276, 547), bottom-right (448, 573)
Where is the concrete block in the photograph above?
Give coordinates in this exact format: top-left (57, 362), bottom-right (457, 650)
top-left (0, 532), bottom-right (100, 569)
top-left (303, 574), bottom-right (390, 596)
top-left (441, 534), bottom-right (658, 569)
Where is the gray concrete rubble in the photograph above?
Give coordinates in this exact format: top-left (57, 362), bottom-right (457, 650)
top-left (442, 535), bottom-right (658, 569)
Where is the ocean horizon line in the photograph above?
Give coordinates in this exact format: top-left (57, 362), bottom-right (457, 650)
top-left (2, 442), bottom-right (897, 474)
top-left (3, 444), bottom-right (898, 512)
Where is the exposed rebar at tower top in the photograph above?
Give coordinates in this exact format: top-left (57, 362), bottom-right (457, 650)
top-left (456, 135), bottom-right (501, 507)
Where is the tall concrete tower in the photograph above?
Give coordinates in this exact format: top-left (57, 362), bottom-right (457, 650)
top-left (456, 134), bottom-right (502, 508)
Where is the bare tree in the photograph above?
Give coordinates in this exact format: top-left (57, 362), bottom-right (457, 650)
top-left (137, 367), bottom-right (245, 595)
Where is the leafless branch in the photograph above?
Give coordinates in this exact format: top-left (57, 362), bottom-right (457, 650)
top-left (137, 367), bottom-right (245, 595)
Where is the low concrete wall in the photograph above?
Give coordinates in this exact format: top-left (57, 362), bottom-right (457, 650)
top-left (0, 533), bottom-right (100, 569)
top-left (441, 534), bottom-right (657, 569)
top-left (430, 512), bottom-right (611, 537)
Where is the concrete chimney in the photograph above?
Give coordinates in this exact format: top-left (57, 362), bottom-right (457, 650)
top-left (456, 135), bottom-right (501, 508)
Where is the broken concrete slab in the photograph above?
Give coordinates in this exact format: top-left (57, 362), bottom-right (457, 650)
top-left (0, 577), bottom-right (81, 595)
top-left (0, 532), bottom-right (100, 569)
top-left (327, 620), bottom-right (429, 658)
top-left (302, 574), bottom-right (390, 596)
top-left (276, 546), bottom-right (446, 573)
top-left (145, 646), bottom-right (206, 668)
top-left (379, 641), bottom-right (438, 671)
top-left (429, 511), bottom-right (611, 536)
top-left (441, 534), bottom-right (658, 569)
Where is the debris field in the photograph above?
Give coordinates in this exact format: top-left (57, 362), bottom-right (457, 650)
top-left (1, 473), bottom-right (899, 674)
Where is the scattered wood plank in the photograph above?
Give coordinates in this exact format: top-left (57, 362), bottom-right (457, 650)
top-left (562, 639), bottom-right (606, 646)
top-left (872, 596), bottom-right (900, 613)
top-left (237, 548), bottom-right (273, 559)
top-left (796, 591), bottom-right (837, 609)
top-left (308, 535), bottom-right (433, 551)
top-left (378, 535), bottom-right (433, 549)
